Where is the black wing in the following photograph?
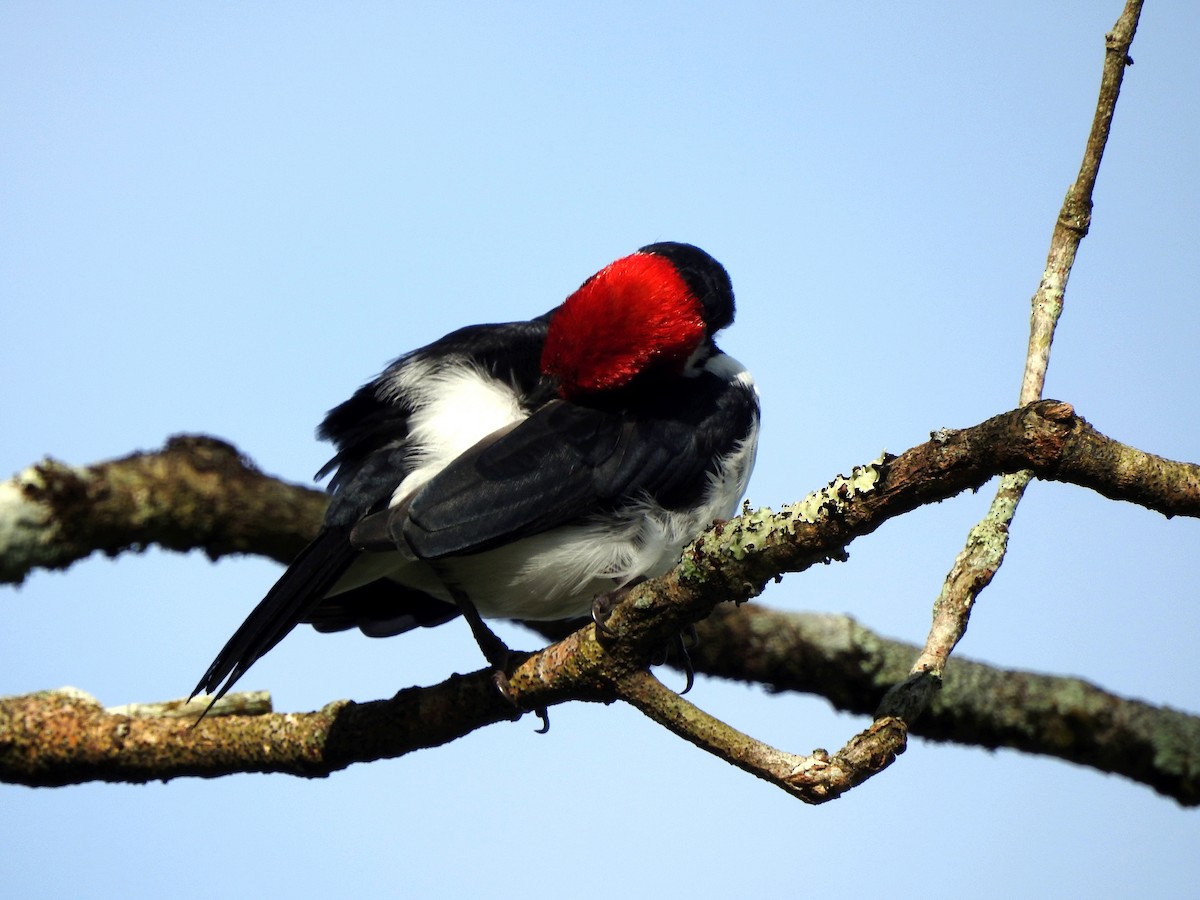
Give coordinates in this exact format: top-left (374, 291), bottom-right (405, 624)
top-left (193, 316), bottom-right (555, 704)
top-left (397, 366), bottom-right (758, 559)
top-left (318, 315), bottom-right (554, 526)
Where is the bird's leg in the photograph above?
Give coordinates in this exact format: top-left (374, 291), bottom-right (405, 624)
top-left (446, 584), bottom-right (549, 731)
top-left (448, 585), bottom-right (513, 671)
top-left (447, 585), bottom-right (516, 700)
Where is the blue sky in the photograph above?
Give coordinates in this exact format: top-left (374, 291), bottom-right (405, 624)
top-left (3, 3), bottom-right (1198, 897)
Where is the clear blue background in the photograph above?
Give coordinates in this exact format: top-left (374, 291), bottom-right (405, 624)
top-left (3, 3), bottom-right (1197, 897)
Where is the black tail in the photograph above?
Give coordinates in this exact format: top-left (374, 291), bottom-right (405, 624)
top-left (191, 527), bottom-right (357, 708)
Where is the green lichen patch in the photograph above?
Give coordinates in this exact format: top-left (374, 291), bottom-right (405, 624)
top-left (687, 454), bottom-right (889, 571)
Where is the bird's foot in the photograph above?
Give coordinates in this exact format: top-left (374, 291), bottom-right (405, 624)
top-left (449, 589), bottom-right (549, 732)
top-left (592, 581), bottom-right (698, 694)
top-left (590, 577), bottom-right (647, 640)
top-left (487, 668), bottom-right (550, 733)
top-left (590, 590), bottom-right (623, 640)
top-left (648, 625), bottom-right (698, 695)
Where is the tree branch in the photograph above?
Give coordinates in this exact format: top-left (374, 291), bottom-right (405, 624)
top-left (616, 669), bottom-right (906, 803)
top-left (0, 676), bottom-right (525, 786)
top-left (0, 435), bottom-right (323, 585)
top-left (3, 401), bottom-right (1197, 803)
top-left (10, 403), bottom-right (1189, 597)
top-left (689, 606), bottom-right (1200, 806)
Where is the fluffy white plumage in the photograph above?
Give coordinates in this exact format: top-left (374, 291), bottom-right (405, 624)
top-left (329, 351), bottom-right (759, 621)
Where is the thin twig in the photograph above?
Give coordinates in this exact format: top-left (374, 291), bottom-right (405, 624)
top-left (688, 606), bottom-right (1200, 806)
top-left (880, 0), bottom-right (1145, 725)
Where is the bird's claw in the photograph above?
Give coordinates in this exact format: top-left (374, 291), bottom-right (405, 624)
top-left (446, 586), bottom-right (547, 730)
top-left (489, 669), bottom-right (549, 732)
top-left (594, 582), bottom-right (699, 694)
top-left (590, 589), bottom-right (624, 640)
top-left (591, 578), bottom-right (648, 640)
top-left (675, 626), bottom-right (697, 695)
top-left (490, 669), bottom-right (521, 720)
top-left (649, 626), bottom-right (697, 694)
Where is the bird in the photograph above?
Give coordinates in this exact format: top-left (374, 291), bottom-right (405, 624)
top-left (191, 241), bottom-right (760, 708)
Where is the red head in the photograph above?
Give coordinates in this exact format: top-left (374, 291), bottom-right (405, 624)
top-left (541, 243), bottom-right (734, 400)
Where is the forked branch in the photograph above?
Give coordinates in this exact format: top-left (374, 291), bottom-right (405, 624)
top-left (3, 401), bottom-right (1197, 803)
top-left (847, 0), bottom-right (1147, 789)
